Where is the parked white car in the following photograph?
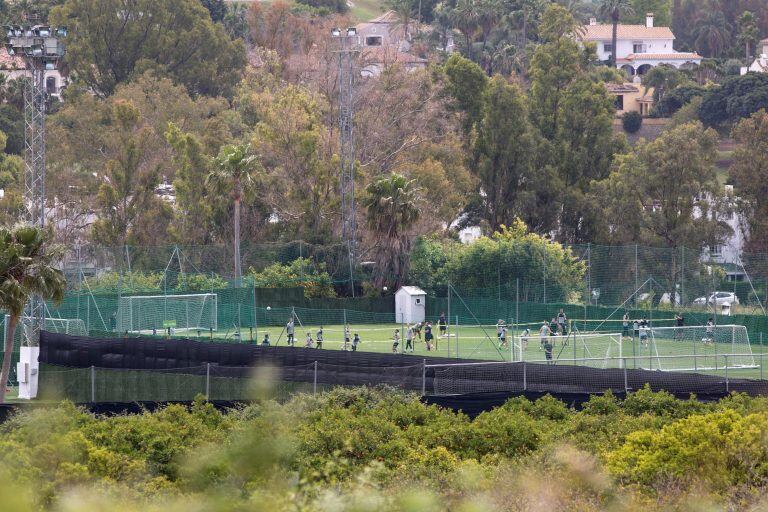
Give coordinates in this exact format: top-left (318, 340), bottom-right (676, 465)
top-left (692, 292), bottom-right (739, 306)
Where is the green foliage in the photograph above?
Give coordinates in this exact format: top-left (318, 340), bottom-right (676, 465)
top-left (295, 0), bottom-right (349, 14)
top-left (621, 111), bottom-right (642, 133)
top-left (418, 220), bottom-right (586, 300)
top-left (608, 409), bottom-right (768, 491)
top-left (442, 54), bottom-right (488, 136)
top-left (699, 73), bottom-right (768, 126)
top-left (247, 257), bottom-right (337, 298)
top-left (4, 387), bottom-right (768, 508)
top-left (50, 0), bottom-right (247, 98)
top-left (85, 271), bottom-right (164, 293)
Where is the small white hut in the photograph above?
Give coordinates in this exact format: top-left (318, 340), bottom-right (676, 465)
top-left (395, 286), bottom-right (426, 324)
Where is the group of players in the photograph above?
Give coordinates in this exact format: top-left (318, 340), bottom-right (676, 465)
top-left (261, 313), bottom-right (452, 354)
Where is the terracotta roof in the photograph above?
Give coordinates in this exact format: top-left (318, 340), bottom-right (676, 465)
top-left (621, 52), bottom-right (701, 61)
top-left (605, 83), bottom-right (639, 93)
top-left (761, 37), bottom-right (768, 45)
top-left (581, 24), bottom-right (675, 40)
top-left (0, 48), bottom-right (24, 70)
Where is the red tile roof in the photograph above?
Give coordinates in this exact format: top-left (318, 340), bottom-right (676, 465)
top-left (581, 24), bottom-right (675, 40)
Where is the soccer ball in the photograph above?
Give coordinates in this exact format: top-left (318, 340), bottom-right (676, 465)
top-left (383, 286), bottom-right (388, 291)
top-left (266, 306), bottom-right (271, 311)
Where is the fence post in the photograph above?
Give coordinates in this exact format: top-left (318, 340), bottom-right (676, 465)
top-left (623, 360), bottom-right (628, 393)
top-left (421, 359), bottom-right (426, 396)
top-left (313, 361), bottom-right (318, 397)
top-left (761, 352), bottom-right (764, 381)
top-left (724, 355), bottom-right (729, 393)
top-left (522, 361), bottom-right (527, 391)
top-left (205, 363), bottom-right (210, 399)
top-left (90, 365), bottom-right (95, 402)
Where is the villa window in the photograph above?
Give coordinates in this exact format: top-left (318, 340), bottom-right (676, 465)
top-left (709, 245), bottom-right (723, 258)
top-left (604, 43), bottom-right (613, 53)
top-left (633, 42), bottom-right (647, 53)
top-left (615, 95), bottom-right (624, 110)
top-left (366, 36), bottom-right (382, 46)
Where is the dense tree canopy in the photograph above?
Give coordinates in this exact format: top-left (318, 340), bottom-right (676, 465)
top-left (50, 0), bottom-right (247, 98)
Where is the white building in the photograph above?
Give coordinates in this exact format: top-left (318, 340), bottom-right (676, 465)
top-left (704, 186), bottom-right (748, 281)
top-left (741, 38), bottom-right (768, 75)
top-left (394, 286), bottom-right (426, 324)
top-left (356, 11), bottom-right (428, 78)
top-left (581, 13), bottom-right (702, 78)
top-left (0, 47), bottom-right (66, 98)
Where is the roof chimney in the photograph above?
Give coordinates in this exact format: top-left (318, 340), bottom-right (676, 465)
top-left (646, 13), bottom-right (654, 28)
top-left (589, 17), bottom-right (597, 26)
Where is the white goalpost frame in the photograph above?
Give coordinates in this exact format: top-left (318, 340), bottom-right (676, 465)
top-left (117, 293), bottom-right (218, 333)
top-left (4, 314), bottom-right (88, 339)
top-left (513, 331), bottom-right (623, 368)
top-left (645, 324), bottom-right (756, 371)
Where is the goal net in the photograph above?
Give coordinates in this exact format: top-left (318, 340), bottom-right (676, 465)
top-left (645, 324), bottom-right (755, 371)
top-left (116, 294), bottom-right (218, 333)
top-left (513, 331), bottom-right (623, 368)
top-left (4, 315), bottom-right (87, 341)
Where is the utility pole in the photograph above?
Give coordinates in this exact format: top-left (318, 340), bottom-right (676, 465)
top-left (5, 21), bottom-right (67, 345)
top-left (331, 27), bottom-right (359, 297)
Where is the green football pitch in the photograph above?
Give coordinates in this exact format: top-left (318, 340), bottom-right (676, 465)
top-left (168, 322), bottom-right (768, 380)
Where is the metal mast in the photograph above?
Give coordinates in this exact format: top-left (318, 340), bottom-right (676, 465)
top-left (5, 22), bottom-right (66, 345)
top-left (332, 27), bottom-right (359, 296)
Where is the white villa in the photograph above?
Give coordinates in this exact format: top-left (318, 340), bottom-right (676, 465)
top-left (581, 13), bottom-right (702, 78)
top-left (741, 38), bottom-right (768, 75)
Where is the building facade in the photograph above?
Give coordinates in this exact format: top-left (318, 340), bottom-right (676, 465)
top-left (0, 47), bottom-right (66, 98)
top-left (741, 38), bottom-right (768, 75)
top-left (581, 13), bottom-right (702, 78)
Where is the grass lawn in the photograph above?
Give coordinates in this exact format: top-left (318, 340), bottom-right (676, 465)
top-left (177, 322), bottom-right (768, 379)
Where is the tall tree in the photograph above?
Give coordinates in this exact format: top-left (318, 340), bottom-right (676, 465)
top-left (208, 144), bottom-right (260, 286)
top-left (50, 0), bottom-right (247, 98)
top-left (737, 11), bottom-right (760, 63)
top-left (473, 76), bottom-right (535, 231)
top-left (0, 224), bottom-right (65, 404)
top-left (599, 0), bottom-right (635, 68)
top-left (730, 110), bottom-right (768, 253)
top-left (593, 121), bottom-right (729, 249)
top-left (90, 101), bottom-right (163, 250)
top-left (443, 54), bottom-right (489, 137)
top-left (362, 173), bottom-right (421, 289)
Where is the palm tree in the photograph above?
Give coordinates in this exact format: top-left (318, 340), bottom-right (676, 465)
top-left (362, 173), bottom-right (420, 290)
top-left (207, 144), bottom-right (259, 287)
top-left (451, 0), bottom-right (481, 60)
top-left (387, 0), bottom-right (415, 43)
top-left (0, 224), bottom-right (65, 404)
top-left (599, 0), bottom-right (634, 68)
top-left (693, 11), bottom-right (731, 58)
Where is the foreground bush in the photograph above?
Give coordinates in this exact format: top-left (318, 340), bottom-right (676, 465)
top-left (1, 386), bottom-right (768, 510)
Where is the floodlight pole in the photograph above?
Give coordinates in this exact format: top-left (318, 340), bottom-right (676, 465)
top-left (5, 22), bottom-right (66, 346)
top-left (332, 27), bottom-right (359, 297)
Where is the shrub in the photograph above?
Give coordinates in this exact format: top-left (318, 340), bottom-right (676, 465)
top-left (607, 409), bottom-right (768, 492)
top-left (622, 111), bottom-right (643, 133)
top-left (247, 257), bottom-right (337, 298)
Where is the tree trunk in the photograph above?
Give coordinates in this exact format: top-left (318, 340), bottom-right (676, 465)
top-left (612, 19), bottom-right (618, 68)
top-left (0, 314), bottom-right (19, 404)
top-left (234, 196), bottom-right (242, 287)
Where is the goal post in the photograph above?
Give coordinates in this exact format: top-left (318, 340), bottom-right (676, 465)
top-left (646, 324), bottom-right (755, 371)
top-left (513, 331), bottom-right (623, 368)
top-left (116, 293), bottom-right (218, 333)
top-left (4, 315), bottom-right (87, 341)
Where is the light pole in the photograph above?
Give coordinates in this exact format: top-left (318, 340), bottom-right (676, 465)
top-left (5, 23), bottom-right (66, 346)
top-left (331, 27), bottom-right (359, 297)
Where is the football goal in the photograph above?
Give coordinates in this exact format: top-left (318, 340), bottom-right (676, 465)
top-left (4, 315), bottom-right (87, 343)
top-left (514, 331), bottom-right (624, 368)
top-left (116, 293), bottom-right (218, 333)
top-left (643, 324), bottom-right (756, 371)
